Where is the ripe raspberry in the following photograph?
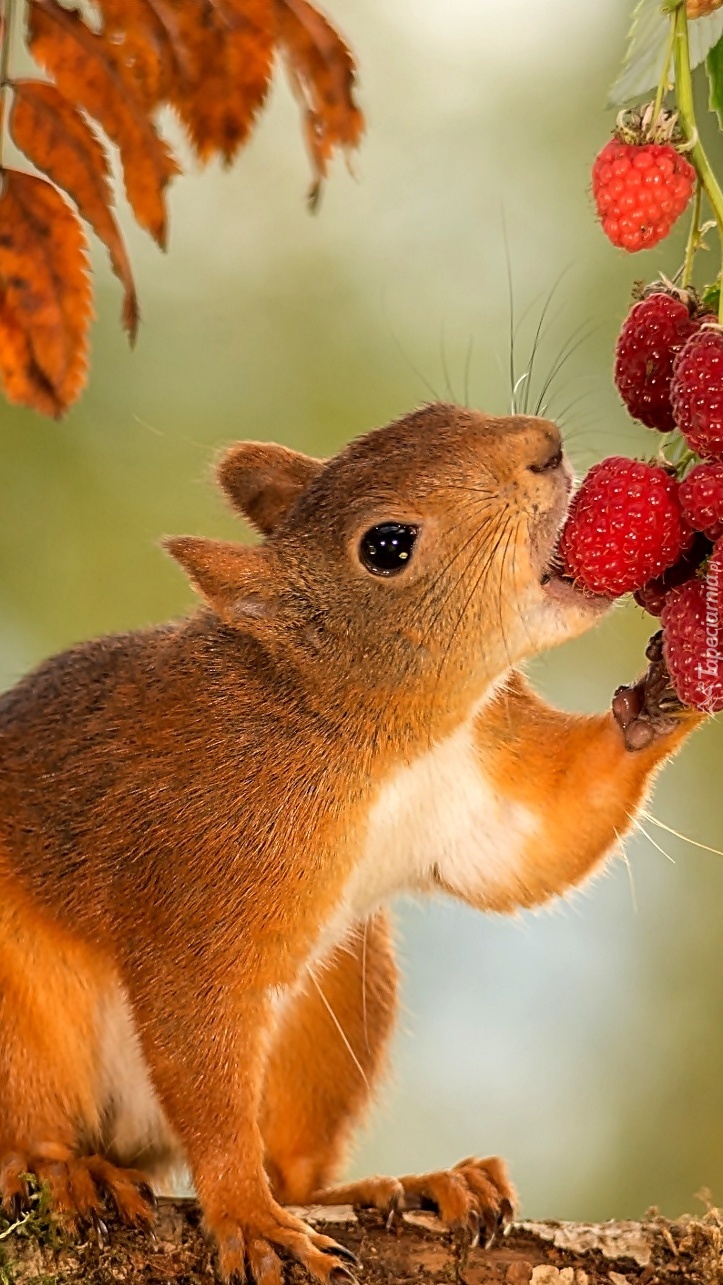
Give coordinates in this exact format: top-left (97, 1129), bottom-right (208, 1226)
top-left (559, 456), bottom-right (689, 597)
top-left (661, 560), bottom-right (723, 711)
top-left (671, 326), bottom-right (723, 459)
top-left (679, 462), bottom-right (723, 539)
top-left (592, 139), bottom-right (695, 252)
top-left (614, 292), bottom-right (705, 432)
top-left (634, 532), bottom-right (711, 616)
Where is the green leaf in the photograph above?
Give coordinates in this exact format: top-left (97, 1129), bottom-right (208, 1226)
top-left (609, 1), bottom-right (723, 108)
top-left (703, 281), bottom-right (720, 313)
top-left (707, 30), bottom-right (723, 127)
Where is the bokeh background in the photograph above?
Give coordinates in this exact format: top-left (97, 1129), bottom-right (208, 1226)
top-left (3, 0), bottom-right (723, 1224)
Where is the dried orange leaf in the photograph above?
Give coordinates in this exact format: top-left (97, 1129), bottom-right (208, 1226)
top-left (275, 0), bottom-right (363, 202)
top-left (95, 0), bottom-right (192, 107)
top-left (28, 0), bottom-right (180, 247)
top-left (149, 0), bottom-right (276, 164)
top-left (0, 170), bottom-right (93, 416)
top-left (0, 286), bottom-right (62, 417)
top-left (10, 79), bottom-right (139, 340)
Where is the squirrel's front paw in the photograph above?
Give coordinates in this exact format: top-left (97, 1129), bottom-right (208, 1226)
top-left (213, 1207), bottom-right (359, 1285)
top-left (613, 631), bottom-right (693, 751)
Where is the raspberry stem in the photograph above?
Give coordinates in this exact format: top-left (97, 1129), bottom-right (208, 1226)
top-left (683, 179), bottom-right (703, 286)
top-left (671, 2), bottom-right (723, 321)
top-left (651, 19), bottom-right (677, 127)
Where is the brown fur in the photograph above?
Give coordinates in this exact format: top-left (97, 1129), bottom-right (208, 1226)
top-left (0, 404), bottom-right (699, 1283)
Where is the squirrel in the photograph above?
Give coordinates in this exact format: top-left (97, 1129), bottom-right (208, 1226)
top-left (0, 402), bottom-right (701, 1284)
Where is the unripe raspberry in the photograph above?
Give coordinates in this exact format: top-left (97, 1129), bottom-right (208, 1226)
top-left (687, 0), bottom-right (723, 16)
top-left (592, 139), bottom-right (695, 252)
top-left (671, 326), bottom-right (723, 459)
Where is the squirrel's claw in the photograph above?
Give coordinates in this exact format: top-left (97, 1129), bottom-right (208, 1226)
top-left (321, 1243), bottom-right (359, 1269)
top-left (613, 631), bottom-right (693, 751)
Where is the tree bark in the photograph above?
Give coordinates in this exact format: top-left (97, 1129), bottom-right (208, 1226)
top-left (2, 1200), bottom-right (722, 1285)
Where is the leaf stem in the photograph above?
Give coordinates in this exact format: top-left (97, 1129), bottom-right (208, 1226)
top-left (672, 2), bottom-right (723, 321)
top-left (0, 0), bottom-right (16, 172)
top-left (683, 178), bottom-right (702, 286)
top-left (651, 18), bottom-right (677, 127)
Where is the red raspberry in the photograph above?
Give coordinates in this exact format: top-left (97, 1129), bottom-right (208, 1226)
top-left (679, 461), bottom-right (723, 539)
top-left (634, 532), bottom-right (711, 615)
top-left (559, 456), bottom-right (689, 597)
top-left (592, 139), bottom-right (695, 252)
top-left (661, 557), bottom-right (723, 710)
top-left (671, 326), bottom-right (723, 459)
top-left (614, 293), bottom-right (703, 432)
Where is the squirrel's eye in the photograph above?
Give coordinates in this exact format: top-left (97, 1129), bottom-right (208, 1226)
top-left (359, 523), bottom-right (419, 576)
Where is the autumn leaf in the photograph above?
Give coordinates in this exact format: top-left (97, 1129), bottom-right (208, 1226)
top-left (0, 170), bottom-right (93, 416)
top-left (27, 0), bottom-right (180, 247)
top-left (276, 0), bottom-right (363, 205)
top-left (9, 79), bottom-right (139, 340)
top-left (95, 0), bottom-right (192, 109)
top-left (0, 0), bottom-right (364, 417)
top-left (152, 0), bottom-right (277, 164)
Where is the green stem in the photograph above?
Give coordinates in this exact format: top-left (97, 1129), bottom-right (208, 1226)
top-left (673, 2), bottom-right (723, 321)
top-left (651, 18), bottom-right (677, 127)
top-left (683, 178), bottom-right (702, 286)
top-left (0, 0), bottom-right (15, 172)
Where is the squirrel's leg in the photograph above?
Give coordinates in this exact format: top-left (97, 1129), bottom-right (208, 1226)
top-left (262, 911), bottom-right (514, 1243)
top-left (0, 890), bottom-right (153, 1227)
top-left (461, 639), bottom-right (704, 912)
top-left (261, 909), bottom-right (398, 1203)
top-left (125, 966), bottom-right (359, 1285)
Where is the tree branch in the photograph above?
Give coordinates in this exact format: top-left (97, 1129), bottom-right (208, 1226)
top-left (2, 1200), bottom-right (723, 1285)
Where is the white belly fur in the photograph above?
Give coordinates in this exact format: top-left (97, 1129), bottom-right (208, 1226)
top-left (94, 694), bottom-right (538, 1175)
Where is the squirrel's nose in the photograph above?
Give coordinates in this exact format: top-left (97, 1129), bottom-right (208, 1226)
top-left (525, 421), bottom-right (563, 474)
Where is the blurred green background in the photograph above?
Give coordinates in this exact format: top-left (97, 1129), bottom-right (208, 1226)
top-left (2, 0), bottom-right (723, 1225)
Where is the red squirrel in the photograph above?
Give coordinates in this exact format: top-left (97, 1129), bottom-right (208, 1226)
top-left (0, 403), bottom-right (701, 1284)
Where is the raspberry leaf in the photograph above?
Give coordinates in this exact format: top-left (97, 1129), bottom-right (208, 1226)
top-left (707, 29), bottom-right (723, 127)
top-left (609, 0), bottom-right (723, 107)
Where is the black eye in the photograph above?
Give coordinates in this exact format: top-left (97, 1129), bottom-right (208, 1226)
top-left (359, 523), bottom-right (419, 576)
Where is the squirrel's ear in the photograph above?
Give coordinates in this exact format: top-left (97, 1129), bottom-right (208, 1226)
top-left (216, 442), bottom-right (323, 536)
top-left (164, 536), bottom-right (276, 625)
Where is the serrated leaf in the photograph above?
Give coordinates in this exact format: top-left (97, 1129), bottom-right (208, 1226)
top-left (276, 0), bottom-right (364, 205)
top-left (9, 80), bottom-right (139, 340)
top-left (609, 0), bottom-right (723, 107)
top-left (28, 0), bottom-right (180, 248)
top-left (707, 29), bottom-right (723, 126)
top-left (0, 171), bottom-right (93, 416)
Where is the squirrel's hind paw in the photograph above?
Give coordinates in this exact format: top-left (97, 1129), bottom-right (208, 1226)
top-left (214, 1214), bottom-right (360, 1285)
top-left (0, 1146), bottom-right (155, 1231)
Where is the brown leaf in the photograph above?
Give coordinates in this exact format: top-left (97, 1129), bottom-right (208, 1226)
top-left (27, 0), bottom-right (180, 247)
top-left (0, 170), bottom-right (93, 416)
top-left (0, 287), bottom-right (62, 417)
top-left (95, 0), bottom-right (193, 108)
top-left (275, 0), bottom-right (364, 203)
top-left (149, 0), bottom-right (276, 164)
top-left (10, 79), bottom-right (139, 340)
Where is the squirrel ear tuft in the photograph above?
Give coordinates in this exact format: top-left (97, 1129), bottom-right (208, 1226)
top-left (216, 442), bottom-right (323, 536)
top-left (163, 536), bottom-right (276, 625)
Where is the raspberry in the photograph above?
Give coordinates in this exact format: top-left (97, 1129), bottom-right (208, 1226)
top-left (592, 139), bottom-right (695, 252)
top-left (679, 462), bottom-right (723, 539)
top-left (661, 558), bottom-right (723, 711)
top-left (559, 456), bottom-right (689, 597)
top-left (614, 292), bottom-right (704, 432)
top-left (634, 532), bottom-right (712, 616)
top-left (671, 326), bottom-right (723, 459)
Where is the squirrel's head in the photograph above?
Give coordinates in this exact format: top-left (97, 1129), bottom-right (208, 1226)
top-left (166, 404), bottom-right (607, 722)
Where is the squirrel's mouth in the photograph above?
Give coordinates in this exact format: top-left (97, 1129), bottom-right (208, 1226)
top-left (539, 549), bottom-right (609, 611)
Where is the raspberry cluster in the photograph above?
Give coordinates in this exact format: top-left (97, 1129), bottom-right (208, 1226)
top-left (558, 287), bottom-right (723, 712)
